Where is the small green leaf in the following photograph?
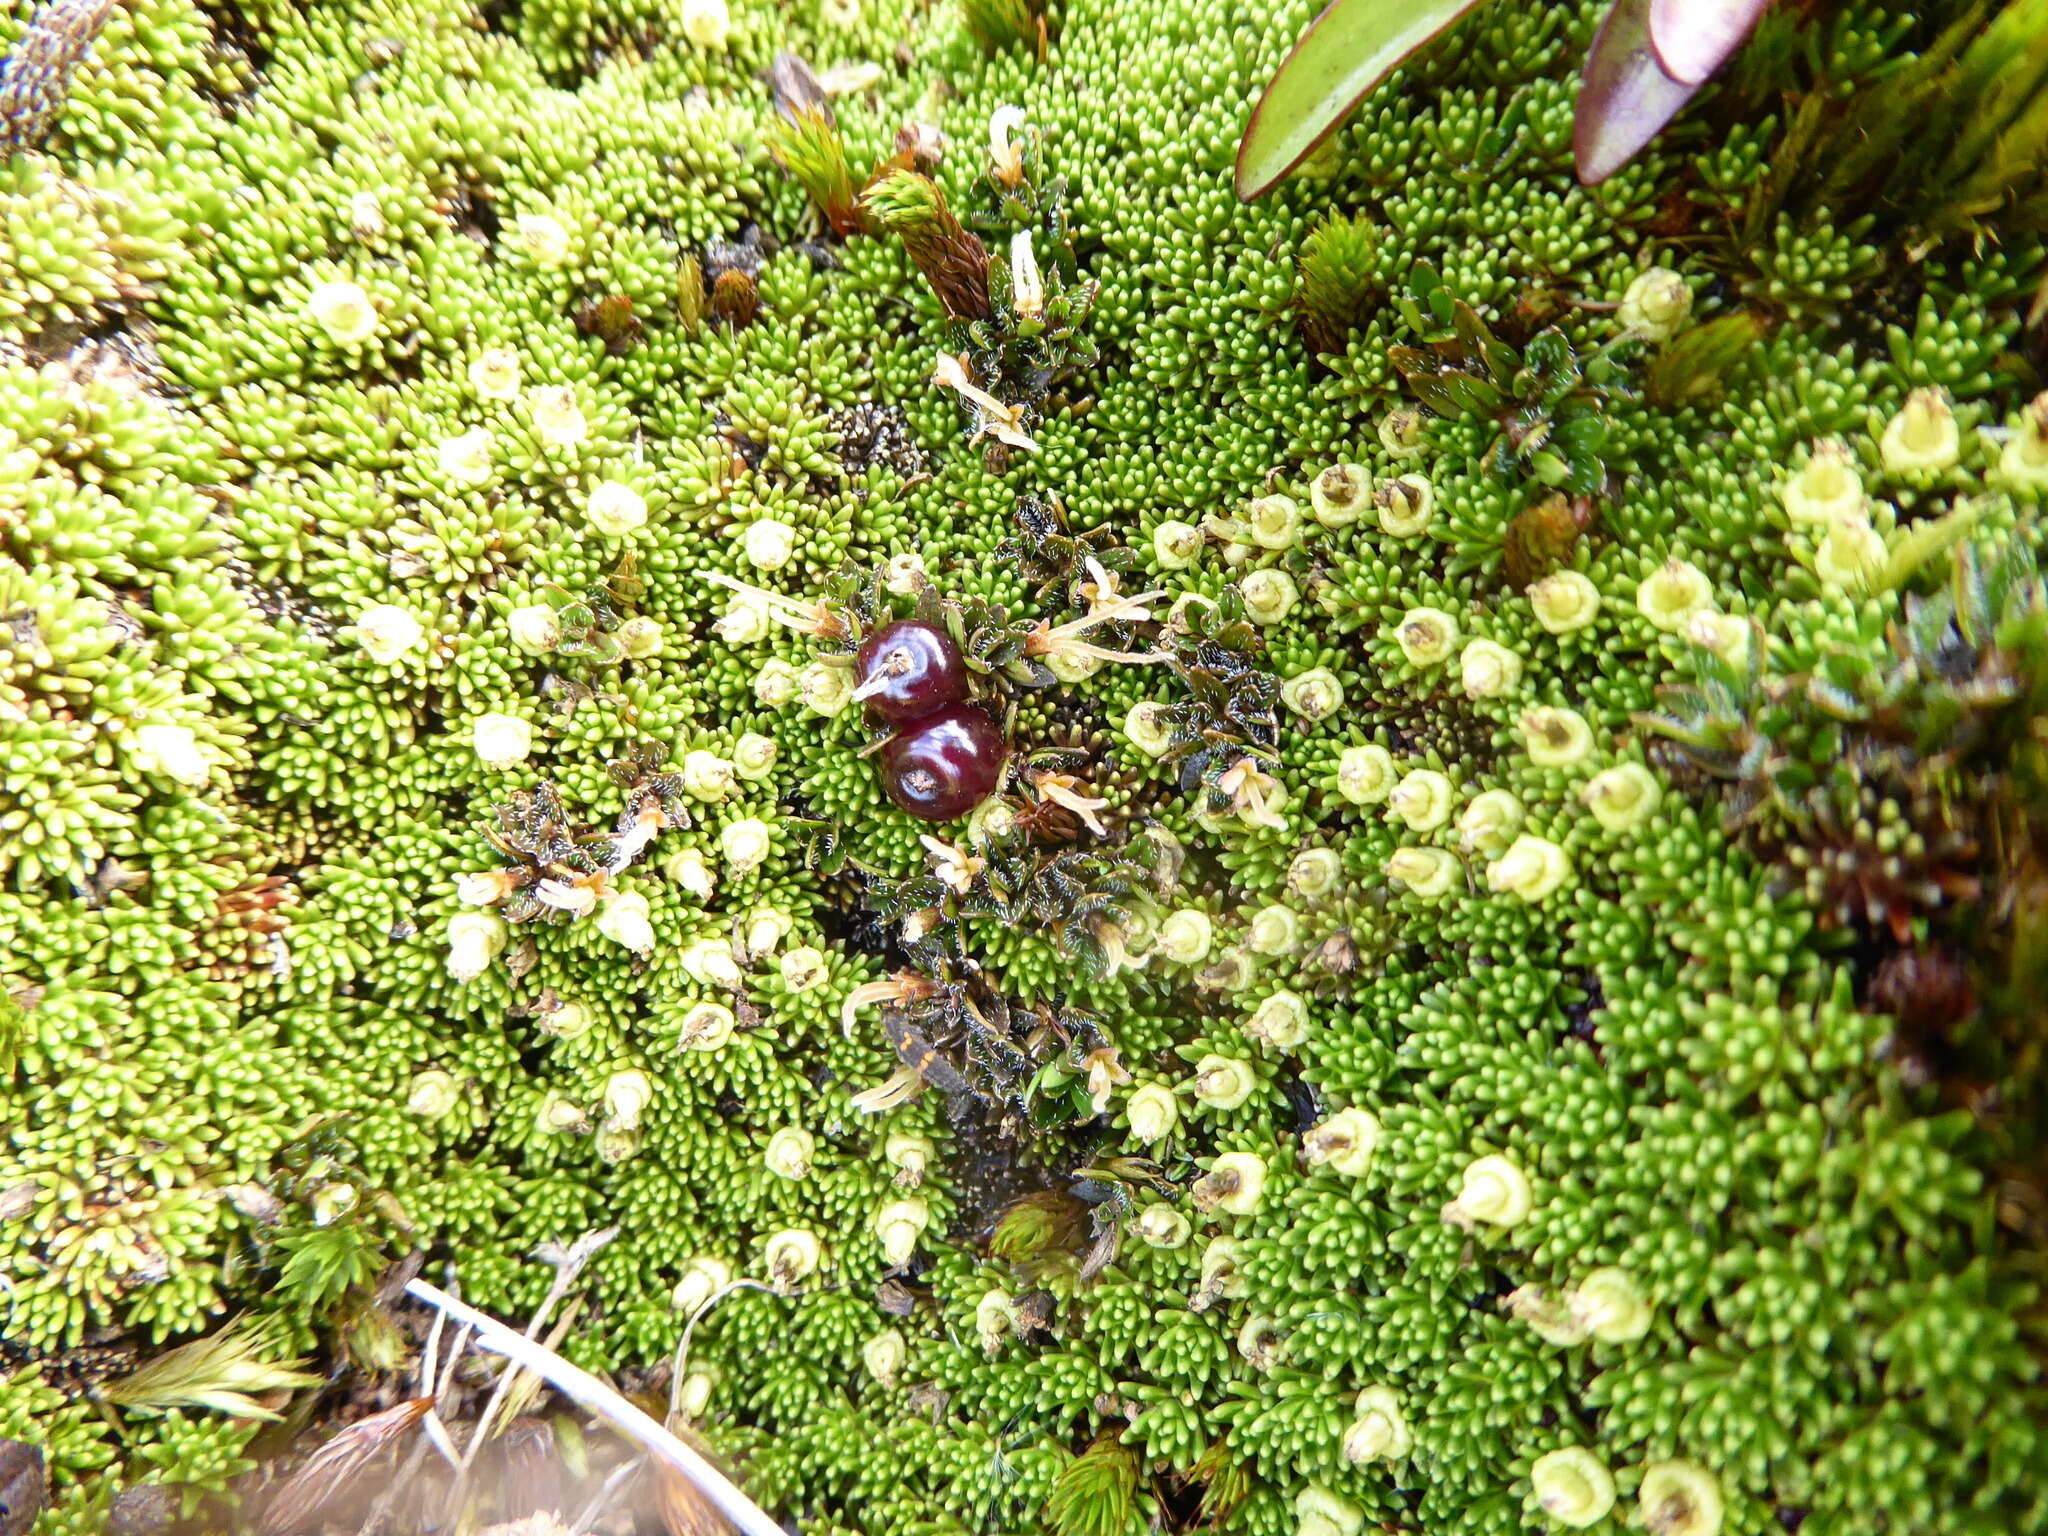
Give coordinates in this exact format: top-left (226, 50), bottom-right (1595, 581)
top-left (1236, 0), bottom-right (1486, 200)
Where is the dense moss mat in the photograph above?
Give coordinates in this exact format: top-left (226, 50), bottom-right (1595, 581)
top-left (3, 0), bottom-right (2047, 1531)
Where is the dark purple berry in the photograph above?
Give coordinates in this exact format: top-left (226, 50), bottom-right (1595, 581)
top-left (882, 704), bottom-right (1005, 822)
top-left (853, 620), bottom-right (967, 724)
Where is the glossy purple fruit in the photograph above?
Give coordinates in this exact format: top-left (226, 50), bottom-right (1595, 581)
top-left (882, 704), bottom-right (1005, 822)
top-left (853, 620), bottom-right (968, 724)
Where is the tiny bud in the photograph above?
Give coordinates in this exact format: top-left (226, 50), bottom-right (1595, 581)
top-left (672, 1255), bottom-right (733, 1315)
top-left (437, 427), bottom-right (495, 487)
top-left (1379, 407), bottom-right (1426, 459)
top-left (1487, 834), bottom-right (1572, 904)
top-left (715, 596), bottom-right (771, 645)
top-left (311, 1182), bottom-right (358, 1226)
top-left (1394, 606), bottom-right (1459, 667)
top-left (129, 722), bottom-right (210, 786)
top-left (1814, 509), bottom-right (1885, 592)
top-left (1245, 904), bottom-right (1300, 956)
top-left (596, 890), bottom-right (656, 954)
top-left (743, 518), bottom-right (797, 571)
top-left (664, 847), bottom-right (717, 900)
top-left (1531, 1447), bottom-right (1616, 1529)
top-left (1879, 387), bottom-right (1959, 473)
top-left (720, 817), bottom-right (773, 874)
top-left (800, 659), bottom-right (854, 716)
top-left (681, 750), bottom-right (736, 802)
top-left (617, 616), bottom-right (662, 658)
top-left (1459, 637), bottom-right (1523, 700)
top-left (1286, 847), bottom-right (1342, 902)
top-left (780, 945), bottom-right (827, 991)
top-left (307, 279), bottom-right (379, 346)
top-left (352, 603), bottom-right (425, 665)
top-left (1336, 744), bottom-right (1398, 805)
top-left (507, 603), bottom-right (560, 655)
top-left (676, 1001), bottom-right (735, 1051)
top-left (597, 1121), bottom-right (643, 1163)
top-left (535, 1091), bottom-right (590, 1135)
top-left (1636, 1461), bottom-right (1724, 1536)
top-left (1342, 1385), bottom-right (1411, 1463)
top-left (1245, 494), bottom-right (1302, 550)
top-left (1157, 909), bottom-right (1214, 964)
top-left (874, 1197), bottom-right (930, 1264)
top-left (1280, 667), bottom-right (1343, 721)
top-left (1126, 1082), bottom-right (1180, 1142)
top-left (765, 1125), bottom-right (815, 1180)
top-left (1443, 1153), bottom-right (1532, 1229)
top-left (541, 999), bottom-right (595, 1039)
top-left (586, 480), bottom-right (648, 537)
top-left (682, 0), bottom-right (730, 47)
top-left (1388, 769), bottom-right (1454, 832)
top-left (1192, 1151), bottom-right (1267, 1215)
top-left (469, 346), bottom-right (523, 400)
top-left (1520, 706), bottom-right (1594, 767)
top-left (676, 1367), bottom-right (716, 1419)
top-left (446, 911), bottom-right (508, 981)
top-left (732, 732), bottom-right (778, 780)
top-left (1686, 610), bottom-right (1751, 666)
top-left (1153, 519), bottom-right (1204, 569)
top-left (1295, 1487), bottom-right (1364, 1536)
top-left (1781, 439), bottom-right (1862, 526)
top-left (1239, 568), bottom-right (1299, 625)
top-left (604, 1069), bottom-right (654, 1130)
top-left (763, 1228), bottom-right (821, 1291)
top-left (882, 552), bottom-right (926, 595)
top-left (1244, 989), bottom-right (1310, 1051)
top-left (1132, 1203), bottom-right (1192, 1249)
top-left (1567, 1266), bottom-right (1652, 1342)
top-left (1376, 474), bottom-right (1434, 537)
top-left (513, 211), bottom-right (572, 268)
top-left (863, 1328), bottom-right (907, 1386)
top-left (1583, 763), bottom-right (1661, 833)
top-left (1190, 1054), bottom-right (1257, 1111)
top-left (1310, 464), bottom-right (1371, 527)
top-left (527, 386), bottom-right (587, 450)
top-left (1122, 701), bottom-right (1175, 758)
top-left (755, 659), bottom-right (800, 706)
top-left (975, 1288), bottom-right (1017, 1353)
top-left (885, 1133), bottom-right (934, 1186)
top-left (1303, 1106), bottom-right (1380, 1177)
top-left (1386, 846), bottom-right (1459, 899)
top-left (407, 1069), bottom-right (459, 1120)
top-left (472, 712), bottom-right (533, 771)
top-left (743, 906), bottom-right (791, 958)
top-left (1457, 788), bottom-right (1524, 856)
top-left (1636, 558), bottom-right (1714, 632)
top-left (1528, 570), bottom-right (1601, 634)
top-left (1617, 266), bottom-right (1691, 343)
top-left (680, 935), bottom-right (741, 986)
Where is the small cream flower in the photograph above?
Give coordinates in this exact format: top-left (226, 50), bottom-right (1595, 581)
top-left (1636, 558), bottom-right (1714, 632)
top-left (1126, 1083), bottom-right (1180, 1142)
top-left (1443, 1153), bottom-right (1532, 1228)
top-left (130, 722), bottom-right (210, 786)
top-left (513, 212), bottom-right (573, 268)
top-left (437, 427), bottom-right (495, 486)
top-left (469, 347), bottom-right (523, 400)
top-left (307, 279), bottom-right (378, 345)
top-left (1618, 266), bottom-right (1692, 343)
top-left (586, 480), bottom-right (648, 537)
top-left (1336, 744), bottom-right (1398, 805)
top-left (1190, 1054), bottom-right (1256, 1111)
top-left (1879, 388), bottom-right (1960, 473)
top-left (682, 0), bottom-right (730, 47)
top-left (528, 386), bottom-right (587, 449)
top-left (1394, 606), bottom-right (1459, 667)
top-left (1487, 834), bottom-right (1572, 904)
top-left (595, 890), bottom-right (656, 954)
top-left (1303, 1107), bottom-right (1380, 1177)
top-left (472, 712), bottom-right (533, 771)
top-left (744, 518), bottom-right (797, 571)
top-left (1528, 570), bottom-right (1601, 634)
top-left (352, 603), bottom-right (425, 665)
top-left (1531, 1447), bottom-right (1616, 1528)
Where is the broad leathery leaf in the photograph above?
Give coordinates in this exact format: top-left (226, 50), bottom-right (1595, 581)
top-left (1236, 0), bottom-right (1485, 200)
top-left (1648, 0), bottom-right (1771, 85)
top-left (1575, 0), bottom-right (1699, 185)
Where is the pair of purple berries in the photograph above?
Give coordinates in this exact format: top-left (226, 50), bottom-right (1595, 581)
top-left (855, 621), bottom-right (1005, 822)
